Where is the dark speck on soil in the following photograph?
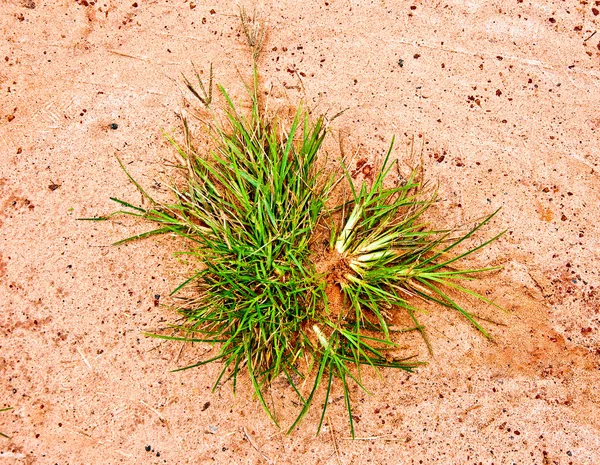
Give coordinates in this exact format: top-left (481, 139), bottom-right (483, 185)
top-left (110, 123), bottom-right (118, 130)
top-left (145, 445), bottom-right (151, 452)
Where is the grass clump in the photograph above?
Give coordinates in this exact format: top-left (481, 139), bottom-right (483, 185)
top-left (88, 13), bottom-right (503, 436)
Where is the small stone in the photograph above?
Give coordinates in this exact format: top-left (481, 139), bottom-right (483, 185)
top-left (110, 123), bottom-right (118, 130)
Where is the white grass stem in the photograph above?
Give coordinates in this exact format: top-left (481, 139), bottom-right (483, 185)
top-left (335, 204), bottom-right (362, 254)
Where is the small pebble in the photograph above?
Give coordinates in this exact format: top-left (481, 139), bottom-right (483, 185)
top-left (110, 123), bottom-right (118, 130)
top-left (145, 445), bottom-right (151, 452)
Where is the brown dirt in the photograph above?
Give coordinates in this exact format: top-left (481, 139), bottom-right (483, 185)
top-left (313, 246), bottom-right (351, 320)
top-left (1, 1), bottom-right (600, 464)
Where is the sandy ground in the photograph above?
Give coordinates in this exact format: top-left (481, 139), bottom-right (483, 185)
top-left (1, 0), bottom-right (600, 464)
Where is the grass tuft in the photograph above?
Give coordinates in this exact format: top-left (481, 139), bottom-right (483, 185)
top-left (87, 13), bottom-right (504, 436)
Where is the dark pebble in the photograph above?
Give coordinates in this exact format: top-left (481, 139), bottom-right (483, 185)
top-left (110, 123), bottom-right (119, 130)
top-left (145, 445), bottom-right (151, 452)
